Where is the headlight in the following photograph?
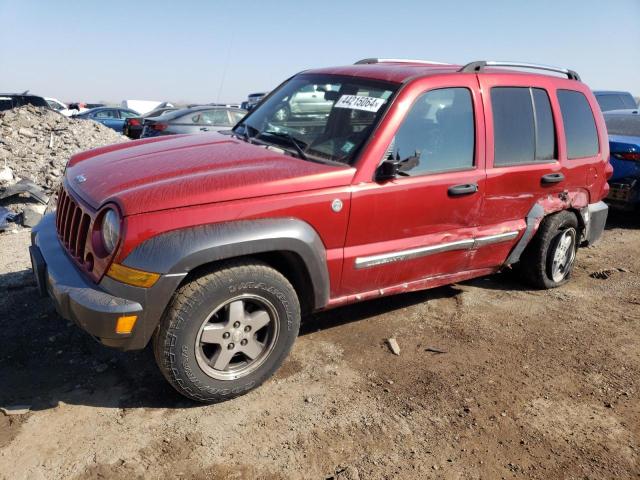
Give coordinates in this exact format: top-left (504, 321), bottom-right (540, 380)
top-left (101, 208), bottom-right (120, 254)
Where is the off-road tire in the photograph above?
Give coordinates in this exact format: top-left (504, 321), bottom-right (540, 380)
top-left (519, 210), bottom-right (579, 289)
top-left (153, 259), bottom-right (300, 403)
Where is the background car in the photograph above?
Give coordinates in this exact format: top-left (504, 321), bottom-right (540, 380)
top-left (141, 106), bottom-right (246, 138)
top-left (246, 92), bottom-right (267, 110)
top-left (273, 83), bottom-right (336, 120)
top-left (594, 90), bottom-right (637, 112)
top-left (0, 92), bottom-right (49, 111)
top-left (74, 106), bottom-right (140, 133)
top-left (45, 97), bottom-right (75, 116)
top-left (123, 106), bottom-right (178, 139)
top-left (604, 109), bottom-right (640, 210)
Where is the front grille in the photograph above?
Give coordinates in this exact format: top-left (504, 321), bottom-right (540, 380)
top-left (55, 186), bottom-right (91, 262)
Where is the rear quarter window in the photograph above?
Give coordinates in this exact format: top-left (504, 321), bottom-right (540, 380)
top-left (557, 90), bottom-right (599, 159)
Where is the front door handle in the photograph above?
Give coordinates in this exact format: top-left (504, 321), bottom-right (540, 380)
top-left (541, 173), bottom-right (565, 185)
top-left (448, 183), bottom-right (478, 196)
top-left (200, 127), bottom-right (210, 131)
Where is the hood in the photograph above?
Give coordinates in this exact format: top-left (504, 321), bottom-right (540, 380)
top-left (65, 133), bottom-right (355, 215)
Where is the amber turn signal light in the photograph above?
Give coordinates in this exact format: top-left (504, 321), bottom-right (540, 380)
top-left (116, 315), bottom-right (138, 334)
top-left (107, 263), bottom-right (160, 288)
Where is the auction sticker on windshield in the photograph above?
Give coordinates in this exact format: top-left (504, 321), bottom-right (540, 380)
top-left (334, 95), bottom-right (386, 112)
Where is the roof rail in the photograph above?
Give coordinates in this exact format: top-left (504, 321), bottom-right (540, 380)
top-left (355, 58), bottom-right (450, 66)
top-left (459, 61), bottom-right (580, 81)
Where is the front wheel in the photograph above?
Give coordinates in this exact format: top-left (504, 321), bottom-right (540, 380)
top-left (153, 260), bottom-right (300, 403)
top-left (518, 210), bottom-right (579, 289)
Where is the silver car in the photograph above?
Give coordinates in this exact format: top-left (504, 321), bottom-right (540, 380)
top-left (141, 106), bottom-right (247, 138)
top-left (273, 84), bottom-right (337, 121)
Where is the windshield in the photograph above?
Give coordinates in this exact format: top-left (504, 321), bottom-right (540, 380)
top-left (605, 114), bottom-right (640, 137)
top-left (233, 74), bottom-right (398, 164)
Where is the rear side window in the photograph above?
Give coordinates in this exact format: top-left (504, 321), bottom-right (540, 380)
top-left (557, 90), bottom-right (599, 159)
top-left (119, 110), bottom-right (137, 118)
top-left (94, 109), bottom-right (117, 119)
top-left (491, 87), bottom-right (556, 166)
top-left (230, 111), bottom-right (245, 124)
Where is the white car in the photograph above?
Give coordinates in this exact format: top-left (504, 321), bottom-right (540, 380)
top-left (45, 97), bottom-right (78, 117)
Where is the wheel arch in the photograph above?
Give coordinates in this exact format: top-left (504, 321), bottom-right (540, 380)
top-left (180, 251), bottom-right (316, 316)
top-left (505, 204), bottom-right (583, 266)
top-left (122, 218), bottom-right (330, 312)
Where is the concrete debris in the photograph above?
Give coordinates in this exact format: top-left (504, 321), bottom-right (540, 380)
top-left (22, 205), bottom-right (46, 227)
top-left (0, 105), bottom-right (128, 231)
top-left (387, 338), bottom-right (401, 356)
top-left (0, 165), bottom-right (13, 182)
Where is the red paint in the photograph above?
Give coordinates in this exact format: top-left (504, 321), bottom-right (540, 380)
top-left (61, 62), bottom-right (611, 307)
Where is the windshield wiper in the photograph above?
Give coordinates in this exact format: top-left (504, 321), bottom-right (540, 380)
top-left (257, 131), bottom-right (308, 160)
top-left (231, 122), bottom-right (256, 144)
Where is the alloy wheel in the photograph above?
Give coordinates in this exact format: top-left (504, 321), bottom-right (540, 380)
top-left (195, 294), bottom-right (279, 380)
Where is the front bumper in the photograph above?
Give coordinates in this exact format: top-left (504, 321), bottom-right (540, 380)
top-left (30, 214), bottom-right (184, 350)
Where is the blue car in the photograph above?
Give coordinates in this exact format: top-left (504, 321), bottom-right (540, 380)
top-left (604, 109), bottom-right (640, 210)
top-left (74, 107), bottom-right (140, 133)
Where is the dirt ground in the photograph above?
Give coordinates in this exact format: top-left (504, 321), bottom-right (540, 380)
top-left (0, 212), bottom-right (638, 480)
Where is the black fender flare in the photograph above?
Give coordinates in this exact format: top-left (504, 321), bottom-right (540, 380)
top-left (122, 218), bottom-right (330, 310)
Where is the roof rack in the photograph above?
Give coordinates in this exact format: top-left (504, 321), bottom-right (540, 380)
top-left (355, 58), bottom-right (451, 66)
top-left (459, 61), bottom-right (580, 81)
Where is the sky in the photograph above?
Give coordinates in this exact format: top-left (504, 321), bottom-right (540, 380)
top-left (1, 0), bottom-right (639, 104)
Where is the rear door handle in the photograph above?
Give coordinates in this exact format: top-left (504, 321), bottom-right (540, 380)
top-left (448, 183), bottom-right (478, 196)
top-left (541, 173), bottom-right (565, 185)
top-left (200, 127), bottom-right (210, 131)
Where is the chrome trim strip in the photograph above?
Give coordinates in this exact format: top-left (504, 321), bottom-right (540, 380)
top-left (355, 239), bottom-right (474, 269)
top-left (473, 231), bottom-right (519, 248)
top-left (354, 231), bottom-right (519, 269)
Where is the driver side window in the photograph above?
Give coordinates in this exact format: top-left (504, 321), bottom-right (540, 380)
top-left (389, 87), bottom-right (475, 176)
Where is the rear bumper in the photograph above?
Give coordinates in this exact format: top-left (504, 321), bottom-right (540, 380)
top-left (582, 201), bottom-right (608, 246)
top-left (31, 214), bottom-right (184, 350)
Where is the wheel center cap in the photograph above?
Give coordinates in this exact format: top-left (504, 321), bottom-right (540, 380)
top-left (232, 330), bottom-right (243, 343)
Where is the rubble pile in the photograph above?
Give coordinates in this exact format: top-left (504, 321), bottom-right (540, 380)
top-left (0, 106), bottom-right (128, 231)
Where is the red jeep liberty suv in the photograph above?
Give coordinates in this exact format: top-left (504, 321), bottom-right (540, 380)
top-left (30, 59), bottom-right (611, 402)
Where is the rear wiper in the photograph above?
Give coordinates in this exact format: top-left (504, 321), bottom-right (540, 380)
top-left (257, 131), bottom-right (308, 160)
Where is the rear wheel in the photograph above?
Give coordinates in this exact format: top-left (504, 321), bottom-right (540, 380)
top-left (519, 211), bottom-right (579, 289)
top-left (153, 260), bottom-right (300, 403)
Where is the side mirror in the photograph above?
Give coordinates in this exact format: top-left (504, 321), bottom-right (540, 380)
top-left (375, 157), bottom-right (400, 181)
top-left (375, 153), bottom-right (420, 181)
